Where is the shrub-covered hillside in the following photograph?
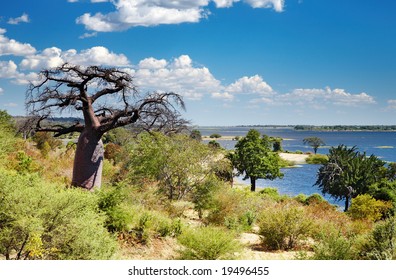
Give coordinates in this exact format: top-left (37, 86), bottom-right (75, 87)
top-left (1, 110), bottom-right (396, 260)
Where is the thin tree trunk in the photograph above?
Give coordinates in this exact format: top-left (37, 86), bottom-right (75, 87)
top-left (344, 196), bottom-right (350, 212)
top-left (72, 129), bottom-right (104, 190)
top-left (250, 176), bottom-right (256, 192)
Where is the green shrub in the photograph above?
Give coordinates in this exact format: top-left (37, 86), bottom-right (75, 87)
top-left (206, 186), bottom-right (263, 230)
top-left (0, 169), bottom-right (118, 260)
top-left (259, 187), bottom-right (285, 202)
top-left (305, 154), bottom-right (328, 164)
top-left (310, 231), bottom-right (357, 260)
top-left (305, 193), bottom-right (326, 205)
top-left (258, 203), bottom-right (314, 250)
top-left (359, 217), bottom-right (396, 260)
top-left (32, 131), bottom-right (62, 151)
top-left (178, 226), bottom-right (241, 260)
top-left (97, 185), bottom-right (133, 232)
top-left (348, 194), bottom-right (392, 222)
top-left (209, 133), bottom-right (222, 139)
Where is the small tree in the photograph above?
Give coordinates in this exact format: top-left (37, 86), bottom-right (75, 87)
top-left (303, 137), bottom-right (325, 154)
top-left (127, 132), bottom-right (213, 200)
top-left (190, 129), bottom-right (202, 141)
top-left (229, 129), bottom-right (283, 192)
top-left (26, 64), bottom-right (187, 190)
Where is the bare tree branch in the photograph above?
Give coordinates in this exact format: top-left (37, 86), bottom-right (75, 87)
top-left (25, 63), bottom-right (188, 137)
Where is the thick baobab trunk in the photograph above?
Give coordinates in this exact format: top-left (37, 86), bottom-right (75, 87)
top-left (72, 129), bottom-right (104, 190)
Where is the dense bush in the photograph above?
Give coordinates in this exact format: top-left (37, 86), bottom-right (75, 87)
top-left (206, 186), bottom-right (264, 231)
top-left (310, 230), bottom-right (357, 260)
top-left (348, 194), bottom-right (392, 222)
top-left (209, 133), bottom-right (222, 139)
top-left (32, 131), bottom-right (62, 151)
top-left (178, 226), bottom-right (241, 260)
top-left (0, 169), bottom-right (118, 260)
top-left (97, 185), bottom-right (133, 232)
top-left (359, 217), bottom-right (396, 260)
top-left (0, 110), bottom-right (19, 164)
top-left (258, 202), bottom-right (313, 250)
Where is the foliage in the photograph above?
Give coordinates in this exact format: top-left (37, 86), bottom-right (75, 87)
top-left (270, 137), bottom-right (283, 152)
top-left (310, 230), bottom-right (357, 260)
top-left (209, 133), bottom-right (222, 139)
top-left (103, 127), bottom-right (133, 146)
top-left (368, 180), bottom-right (396, 211)
top-left (315, 145), bottom-right (386, 211)
top-left (0, 110), bottom-right (19, 163)
top-left (305, 154), bottom-right (328, 164)
top-left (208, 140), bottom-right (221, 149)
top-left (178, 226), bottom-right (241, 260)
top-left (230, 129), bottom-right (283, 191)
top-left (259, 187), bottom-right (286, 202)
top-left (206, 186), bottom-right (264, 230)
top-left (97, 184), bottom-right (133, 232)
top-left (303, 137), bottom-right (325, 154)
top-left (104, 143), bottom-right (123, 163)
top-left (348, 194), bottom-right (392, 222)
top-left (258, 202), bottom-right (313, 250)
top-left (32, 131), bottom-right (62, 152)
top-left (192, 176), bottom-right (220, 219)
top-left (126, 132), bottom-right (213, 200)
top-left (210, 155), bottom-right (234, 184)
top-left (359, 217), bottom-right (396, 259)
top-left (190, 129), bottom-right (202, 141)
top-left (0, 169), bottom-right (117, 260)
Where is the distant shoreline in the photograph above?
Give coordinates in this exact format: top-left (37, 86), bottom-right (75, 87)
top-left (197, 125), bottom-right (396, 132)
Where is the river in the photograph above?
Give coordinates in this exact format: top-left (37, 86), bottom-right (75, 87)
top-left (198, 126), bottom-right (396, 208)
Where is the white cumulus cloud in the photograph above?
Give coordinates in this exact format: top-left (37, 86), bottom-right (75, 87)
top-left (20, 46), bottom-right (130, 70)
top-left (0, 29), bottom-right (36, 56)
top-left (75, 0), bottom-right (285, 32)
top-left (226, 75), bottom-right (273, 95)
top-left (134, 54), bottom-right (222, 100)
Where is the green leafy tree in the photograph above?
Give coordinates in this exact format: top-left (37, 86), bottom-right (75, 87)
top-left (315, 145), bottom-right (386, 211)
top-left (230, 129), bottom-right (283, 192)
top-left (127, 132), bottom-right (213, 200)
top-left (0, 110), bottom-right (18, 162)
top-left (303, 137), bottom-right (325, 154)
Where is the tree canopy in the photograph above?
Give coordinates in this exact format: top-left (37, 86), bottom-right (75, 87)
top-left (315, 145), bottom-right (386, 211)
top-left (229, 129), bottom-right (283, 191)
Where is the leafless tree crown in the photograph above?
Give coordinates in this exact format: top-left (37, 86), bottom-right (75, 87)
top-left (26, 63), bottom-right (188, 136)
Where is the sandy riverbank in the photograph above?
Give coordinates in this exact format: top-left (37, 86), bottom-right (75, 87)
top-left (279, 152), bottom-right (309, 164)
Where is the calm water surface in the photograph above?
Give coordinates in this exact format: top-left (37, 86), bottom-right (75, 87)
top-left (199, 127), bottom-right (396, 208)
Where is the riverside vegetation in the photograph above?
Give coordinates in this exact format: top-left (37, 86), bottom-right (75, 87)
top-left (1, 110), bottom-right (396, 260)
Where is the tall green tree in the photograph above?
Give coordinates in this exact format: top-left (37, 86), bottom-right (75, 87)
top-left (230, 129), bottom-right (283, 192)
top-left (315, 145), bottom-right (386, 211)
top-left (303, 137), bottom-right (325, 154)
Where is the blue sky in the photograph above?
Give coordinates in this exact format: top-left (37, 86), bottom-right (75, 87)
top-left (1, 0), bottom-right (396, 126)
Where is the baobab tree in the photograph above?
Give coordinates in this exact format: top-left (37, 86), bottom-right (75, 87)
top-left (26, 63), bottom-right (187, 190)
